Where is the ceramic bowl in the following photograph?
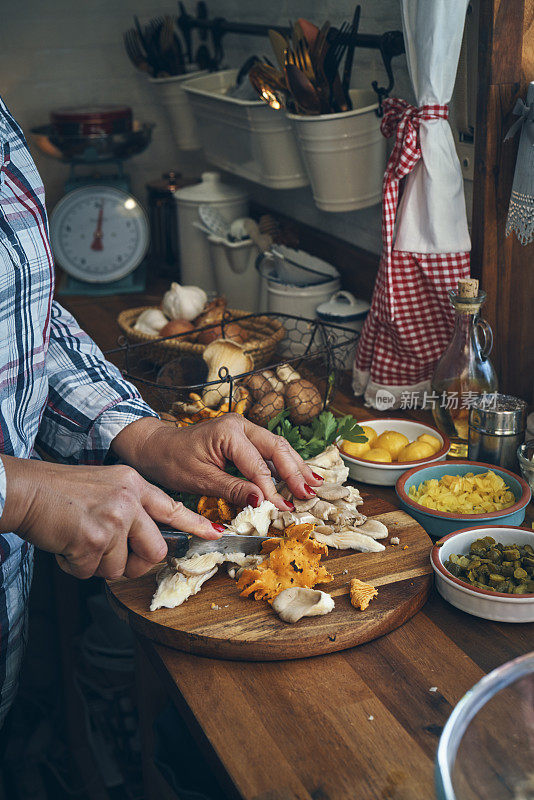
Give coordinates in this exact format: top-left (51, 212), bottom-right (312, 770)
top-left (337, 418), bottom-right (450, 486)
top-left (431, 526), bottom-right (534, 622)
top-left (396, 461), bottom-right (531, 538)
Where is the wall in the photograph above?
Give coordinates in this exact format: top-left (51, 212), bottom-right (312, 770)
top-left (0, 0), bottom-right (412, 258)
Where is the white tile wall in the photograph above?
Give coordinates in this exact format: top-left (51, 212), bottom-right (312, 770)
top-left (0, 0), bottom-right (413, 256)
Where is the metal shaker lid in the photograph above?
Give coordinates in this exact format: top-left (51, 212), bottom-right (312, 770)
top-left (469, 393), bottom-right (527, 435)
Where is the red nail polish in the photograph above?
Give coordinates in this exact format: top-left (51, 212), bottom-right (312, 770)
top-left (304, 484), bottom-right (316, 496)
top-left (283, 499), bottom-right (295, 511)
top-left (212, 523), bottom-right (225, 532)
top-left (311, 472), bottom-right (324, 481)
top-left (247, 493), bottom-right (260, 508)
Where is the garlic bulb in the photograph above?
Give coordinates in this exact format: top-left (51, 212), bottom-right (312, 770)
top-left (134, 308), bottom-right (168, 335)
top-left (161, 282), bottom-right (207, 321)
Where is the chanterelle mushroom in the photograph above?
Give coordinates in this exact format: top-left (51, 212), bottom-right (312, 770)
top-left (272, 587), bottom-right (335, 623)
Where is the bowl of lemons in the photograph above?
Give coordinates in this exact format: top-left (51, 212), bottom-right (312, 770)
top-left (337, 418), bottom-right (450, 486)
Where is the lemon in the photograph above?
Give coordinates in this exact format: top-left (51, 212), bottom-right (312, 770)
top-left (361, 447), bottom-right (392, 463)
top-left (398, 441), bottom-right (435, 462)
top-left (341, 440), bottom-right (371, 459)
top-left (417, 433), bottom-right (441, 453)
top-left (361, 426), bottom-right (378, 445)
top-left (373, 430), bottom-right (409, 460)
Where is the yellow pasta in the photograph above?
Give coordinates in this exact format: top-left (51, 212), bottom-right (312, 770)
top-left (408, 471), bottom-right (515, 514)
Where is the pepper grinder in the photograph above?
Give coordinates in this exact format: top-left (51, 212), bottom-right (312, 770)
top-left (468, 394), bottom-right (528, 471)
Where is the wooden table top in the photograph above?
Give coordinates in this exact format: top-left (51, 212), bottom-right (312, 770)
top-left (62, 285), bottom-right (534, 800)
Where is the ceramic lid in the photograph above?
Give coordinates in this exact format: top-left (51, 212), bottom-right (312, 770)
top-left (316, 291), bottom-right (370, 321)
top-left (174, 171), bottom-right (248, 204)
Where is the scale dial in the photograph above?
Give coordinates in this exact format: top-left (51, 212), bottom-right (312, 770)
top-left (50, 184), bottom-right (149, 283)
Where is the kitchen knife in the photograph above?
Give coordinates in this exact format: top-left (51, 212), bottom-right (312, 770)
top-left (160, 530), bottom-right (270, 559)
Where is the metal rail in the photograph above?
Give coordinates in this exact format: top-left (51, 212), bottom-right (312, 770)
top-left (177, 2), bottom-right (405, 108)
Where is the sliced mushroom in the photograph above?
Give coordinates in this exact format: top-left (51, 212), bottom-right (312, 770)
top-left (176, 552), bottom-right (226, 577)
top-left (293, 496), bottom-right (320, 512)
top-left (316, 483), bottom-right (351, 501)
top-left (356, 518), bottom-right (389, 540)
top-left (272, 587), bottom-right (335, 623)
top-left (312, 528), bottom-right (385, 552)
top-left (226, 500), bottom-right (277, 536)
top-left (150, 565), bottom-right (218, 611)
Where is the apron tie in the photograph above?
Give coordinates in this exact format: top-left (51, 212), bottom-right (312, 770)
top-left (380, 98), bottom-right (449, 319)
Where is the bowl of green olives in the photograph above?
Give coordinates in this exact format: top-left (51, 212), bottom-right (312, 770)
top-left (431, 527), bottom-right (534, 622)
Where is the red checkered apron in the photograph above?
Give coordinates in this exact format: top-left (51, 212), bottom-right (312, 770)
top-left (354, 98), bottom-right (470, 387)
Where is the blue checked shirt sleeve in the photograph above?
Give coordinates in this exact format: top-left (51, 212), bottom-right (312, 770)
top-left (36, 301), bottom-right (158, 465)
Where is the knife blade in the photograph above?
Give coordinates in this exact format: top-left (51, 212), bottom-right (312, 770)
top-left (160, 530), bottom-right (269, 559)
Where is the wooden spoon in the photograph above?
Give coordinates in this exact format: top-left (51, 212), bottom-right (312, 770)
top-left (268, 29), bottom-right (289, 71)
top-left (285, 63), bottom-right (321, 115)
top-left (297, 18), bottom-right (320, 50)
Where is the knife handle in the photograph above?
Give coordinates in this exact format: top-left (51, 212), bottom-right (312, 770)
top-left (160, 531), bottom-right (191, 559)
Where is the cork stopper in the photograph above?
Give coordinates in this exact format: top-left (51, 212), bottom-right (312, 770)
top-left (458, 278), bottom-right (479, 298)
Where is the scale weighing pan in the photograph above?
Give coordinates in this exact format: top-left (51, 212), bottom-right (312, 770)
top-left (30, 122), bottom-right (154, 162)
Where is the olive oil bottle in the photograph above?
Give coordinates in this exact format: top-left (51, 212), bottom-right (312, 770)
top-left (431, 279), bottom-right (498, 458)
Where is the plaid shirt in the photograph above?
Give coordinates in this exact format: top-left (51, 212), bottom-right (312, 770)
top-left (0, 96), bottom-right (156, 724)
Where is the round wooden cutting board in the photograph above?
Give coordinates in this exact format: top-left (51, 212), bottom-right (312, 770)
top-left (107, 494), bottom-right (433, 661)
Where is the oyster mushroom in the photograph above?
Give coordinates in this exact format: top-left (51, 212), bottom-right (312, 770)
top-left (312, 528), bottom-right (386, 552)
top-left (305, 445), bottom-right (349, 484)
top-left (316, 483), bottom-right (351, 501)
top-left (272, 587), bottom-right (335, 623)
top-left (226, 500), bottom-right (277, 536)
top-left (174, 552), bottom-right (226, 576)
top-left (150, 565), bottom-right (218, 611)
top-left (356, 519), bottom-right (389, 539)
top-left (202, 339), bottom-right (254, 408)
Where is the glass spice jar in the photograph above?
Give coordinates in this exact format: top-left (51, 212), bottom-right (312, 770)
top-left (431, 278), bottom-right (498, 458)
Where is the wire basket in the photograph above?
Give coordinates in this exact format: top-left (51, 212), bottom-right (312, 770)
top-left (107, 312), bottom-right (359, 424)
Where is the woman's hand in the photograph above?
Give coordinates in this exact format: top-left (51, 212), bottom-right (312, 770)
top-left (0, 456), bottom-right (223, 580)
top-left (111, 414), bottom-right (323, 511)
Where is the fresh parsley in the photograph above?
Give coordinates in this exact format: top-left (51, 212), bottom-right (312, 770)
top-left (268, 410), bottom-right (366, 460)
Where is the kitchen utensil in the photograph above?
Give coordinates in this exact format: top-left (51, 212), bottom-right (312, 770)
top-left (248, 64), bottom-right (288, 110)
top-left (177, 1), bottom-right (193, 63)
top-left (268, 29), bottom-right (289, 70)
top-left (207, 235), bottom-right (261, 311)
top-left (297, 18), bottom-right (320, 50)
top-left (396, 461), bottom-right (531, 538)
top-left (517, 439), bottom-right (534, 494)
top-left (431, 528), bottom-right (534, 622)
top-left (285, 64), bottom-right (321, 115)
top-left (107, 496), bottom-right (433, 661)
top-left (195, 44), bottom-right (212, 71)
top-left (160, 531), bottom-right (267, 559)
top-left (174, 172), bottom-right (249, 292)
top-left (468, 394), bottom-right (527, 471)
top-left (338, 419), bottom-right (450, 486)
top-left (342, 5), bottom-right (361, 96)
top-left (198, 204), bottom-right (231, 239)
top-left (431, 279), bottom-right (498, 458)
top-left (436, 651), bottom-right (534, 800)
top-left (309, 22), bottom-right (333, 114)
top-left (324, 23), bottom-right (351, 111)
top-left (123, 29), bottom-right (149, 73)
top-left (242, 219), bottom-right (272, 252)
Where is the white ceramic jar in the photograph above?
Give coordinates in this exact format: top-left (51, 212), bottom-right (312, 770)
top-left (316, 291), bottom-right (370, 369)
top-left (174, 172), bottom-right (248, 293)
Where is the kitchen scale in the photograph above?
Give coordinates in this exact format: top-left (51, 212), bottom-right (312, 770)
top-left (32, 106), bottom-right (154, 296)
